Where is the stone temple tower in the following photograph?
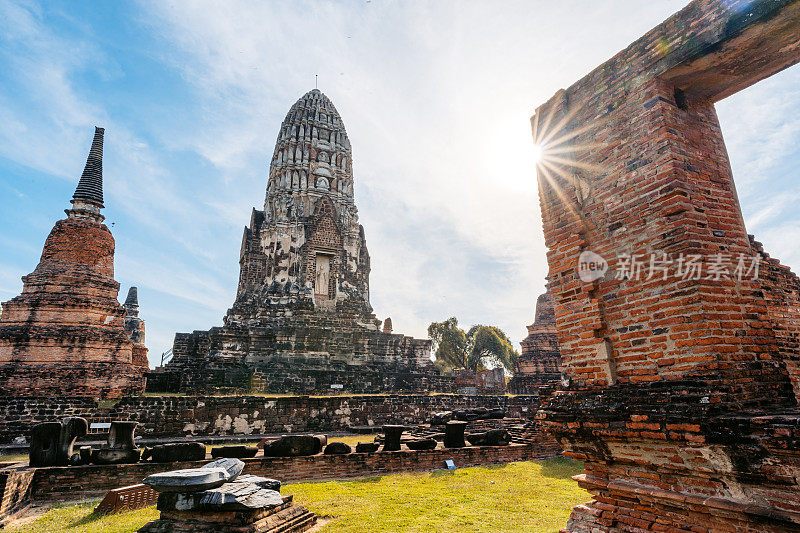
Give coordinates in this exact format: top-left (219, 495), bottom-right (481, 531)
top-left (153, 90), bottom-right (450, 395)
top-left (234, 88), bottom-right (370, 315)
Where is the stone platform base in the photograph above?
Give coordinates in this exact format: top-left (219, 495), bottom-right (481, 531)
top-left (138, 494), bottom-right (316, 532)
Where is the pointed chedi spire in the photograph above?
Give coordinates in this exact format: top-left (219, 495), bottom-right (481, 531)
top-left (124, 287), bottom-right (139, 313)
top-left (67, 126), bottom-right (105, 222)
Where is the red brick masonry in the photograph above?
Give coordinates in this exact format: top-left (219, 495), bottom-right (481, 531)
top-left (0, 216), bottom-right (146, 398)
top-left (532, 0), bottom-right (800, 530)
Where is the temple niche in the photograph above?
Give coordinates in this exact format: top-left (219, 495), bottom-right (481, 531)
top-left (507, 285), bottom-right (561, 394)
top-left (150, 89), bottom-right (451, 394)
top-left (0, 127), bottom-right (147, 399)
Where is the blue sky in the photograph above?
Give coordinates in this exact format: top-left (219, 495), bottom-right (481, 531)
top-left (1, 0), bottom-right (798, 367)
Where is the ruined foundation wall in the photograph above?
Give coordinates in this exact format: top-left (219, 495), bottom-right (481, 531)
top-left (154, 315), bottom-right (445, 394)
top-left (0, 394), bottom-right (538, 444)
top-left (24, 443), bottom-right (556, 503)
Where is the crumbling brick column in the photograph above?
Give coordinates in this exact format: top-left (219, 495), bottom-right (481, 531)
top-left (533, 1), bottom-right (800, 531)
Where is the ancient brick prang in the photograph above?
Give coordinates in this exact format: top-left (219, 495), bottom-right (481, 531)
top-left (508, 286), bottom-right (561, 394)
top-left (154, 90), bottom-right (443, 394)
top-left (531, 1), bottom-right (800, 530)
top-left (0, 127), bottom-right (146, 399)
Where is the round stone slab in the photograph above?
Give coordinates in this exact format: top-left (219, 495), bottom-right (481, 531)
top-left (143, 467), bottom-right (229, 493)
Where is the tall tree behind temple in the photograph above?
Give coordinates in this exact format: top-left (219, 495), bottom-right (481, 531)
top-left (428, 317), bottom-right (518, 374)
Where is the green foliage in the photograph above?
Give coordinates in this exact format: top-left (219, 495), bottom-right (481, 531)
top-left (428, 318), bottom-right (519, 374)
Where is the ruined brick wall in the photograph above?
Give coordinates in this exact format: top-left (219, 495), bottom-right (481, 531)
top-left (109, 394), bottom-right (538, 439)
top-left (0, 469), bottom-right (34, 523)
top-left (532, 0), bottom-right (800, 530)
top-left (25, 443), bottom-right (557, 502)
top-left (751, 236), bottom-right (800, 401)
top-left (0, 394), bottom-right (539, 444)
top-left (0, 397), bottom-right (99, 444)
top-left (0, 217), bottom-right (145, 398)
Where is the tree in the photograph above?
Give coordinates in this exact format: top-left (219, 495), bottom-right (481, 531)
top-left (427, 317), bottom-right (519, 374)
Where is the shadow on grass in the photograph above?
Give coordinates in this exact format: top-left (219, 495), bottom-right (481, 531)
top-left (539, 457), bottom-right (584, 480)
top-left (351, 476), bottom-right (382, 484)
top-left (428, 469), bottom-right (455, 478)
top-left (68, 508), bottom-right (105, 528)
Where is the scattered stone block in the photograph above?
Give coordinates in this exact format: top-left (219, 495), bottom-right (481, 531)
top-left (355, 442), bottom-right (380, 453)
top-left (148, 442), bottom-right (207, 463)
top-left (406, 439), bottom-right (438, 451)
top-left (430, 411), bottom-right (453, 425)
top-left (211, 445), bottom-right (258, 459)
top-left (143, 459), bottom-right (243, 494)
top-left (323, 442), bottom-right (351, 455)
top-left (157, 475), bottom-right (284, 512)
top-left (29, 422), bottom-right (62, 467)
top-left (444, 421), bottom-right (468, 448)
top-left (262, 435), bottom-right (323, 457)
top-left (95, 483), bottom-right (158, 515)
top-left (203, 458), bottom-right (245, 482)
top-left (143, 467), bottom-right (230, 493)
top-left (466, 429), bottom-right (511, 447)
top-left (79, 445), bottom-right (92, 465)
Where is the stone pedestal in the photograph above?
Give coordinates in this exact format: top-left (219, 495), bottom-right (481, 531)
top-left (382, 425), bottom-right (406, 452)
top-left (443, 421), bottom-right (467, 448)
top-left (92, 421), bottom-right (141, 464)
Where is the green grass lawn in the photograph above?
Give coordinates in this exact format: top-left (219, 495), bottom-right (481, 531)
top-left (0, 455), bottom-right (27, 462)
top-left (8, 458), bottom-right (587, 533)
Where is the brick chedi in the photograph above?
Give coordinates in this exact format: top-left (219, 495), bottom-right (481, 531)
top-left (507, 286), bottom-right (561, 394)
top-left (151, 90), bottom-right (450, 394)
top-left (0, 127), bottom-right (147, 399)
top-left (532, 1), bottom-right (800, 531)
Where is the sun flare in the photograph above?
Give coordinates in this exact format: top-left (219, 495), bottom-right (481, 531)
top-left (531, 143), bottom-right (544, 164)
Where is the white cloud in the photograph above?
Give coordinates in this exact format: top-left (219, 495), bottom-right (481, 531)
top-left (138, 0), bottom-right (688, 344)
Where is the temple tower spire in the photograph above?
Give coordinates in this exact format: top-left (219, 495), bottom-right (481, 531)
top-left (67, 126), bottom-right (105, 222)
top-left (124, 287), bottom-right (139, 317)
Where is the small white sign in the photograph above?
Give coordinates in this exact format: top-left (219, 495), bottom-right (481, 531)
top-left (445, 459), bottom-right (456, 470)
top-left (522, 407), bottom-right (528, 412)
top-left (330, 384), bottom-right (344, 389)
top-left (90, 422), bottom-right (111, 430)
